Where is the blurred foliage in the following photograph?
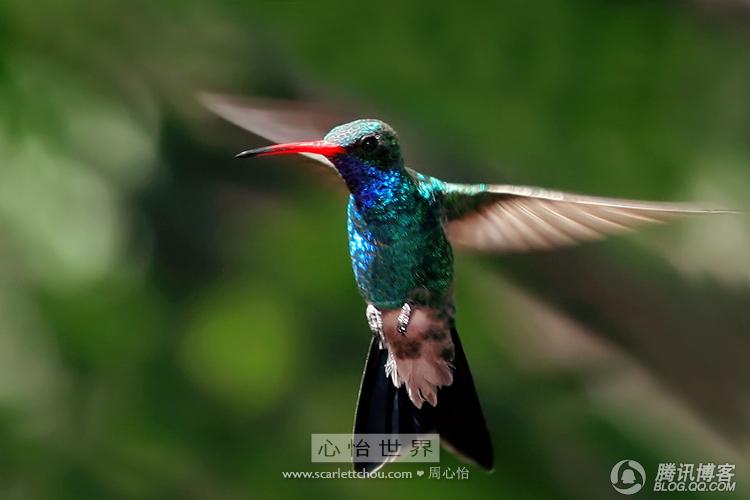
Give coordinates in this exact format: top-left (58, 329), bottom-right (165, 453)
top-left (0, 0), bottom-right (748, 499)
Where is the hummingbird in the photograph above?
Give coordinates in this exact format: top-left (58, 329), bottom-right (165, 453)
top-left (202, 93), bottom-right (732, 473)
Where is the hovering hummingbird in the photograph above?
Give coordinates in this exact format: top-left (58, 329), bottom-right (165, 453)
top-left (202, 93), bottom-right (731, 473)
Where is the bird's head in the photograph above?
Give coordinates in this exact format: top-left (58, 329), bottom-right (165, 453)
top-left (235, 119), bottom-right (404, 191)
top-left (321, 119), bottom-right (402, 168)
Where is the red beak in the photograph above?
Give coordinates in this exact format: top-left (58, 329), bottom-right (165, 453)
top-left (235, 140), bottom-right (346, 159)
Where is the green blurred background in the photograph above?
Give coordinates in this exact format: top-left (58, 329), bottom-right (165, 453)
top-left (0, 0), bottom-right (749, 499)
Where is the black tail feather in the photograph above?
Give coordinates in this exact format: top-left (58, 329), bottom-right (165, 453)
top-left (353, 328), bottom-right (493, 472)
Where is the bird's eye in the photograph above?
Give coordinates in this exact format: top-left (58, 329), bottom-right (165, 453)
top-left (359, 134), bottom-right (379, 153)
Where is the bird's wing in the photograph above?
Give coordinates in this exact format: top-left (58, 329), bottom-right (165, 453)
top-left (438, 181), bottom-right (734, 253)
top-left (199, 92), bottom-right (346, 169)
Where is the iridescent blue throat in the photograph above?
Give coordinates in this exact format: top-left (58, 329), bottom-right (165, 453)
top-left (333, 154), bottom-right (412, 214)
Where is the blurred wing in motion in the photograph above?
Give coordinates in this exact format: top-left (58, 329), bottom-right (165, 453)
top-left (199, 92), bottom-right (348, 169)
top-left (439, 182), bottom-right (734, 253)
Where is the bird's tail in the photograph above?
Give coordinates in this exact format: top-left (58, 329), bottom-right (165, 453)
top-left (353, 327), bottom-right (493, 473)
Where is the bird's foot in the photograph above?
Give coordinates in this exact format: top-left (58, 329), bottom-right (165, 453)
top-left (366, 305), bottom-right (384, 348)
top-left (366, 302), bottom-right (413, 348)
top-left (396, 302), bottom-right (412, 336)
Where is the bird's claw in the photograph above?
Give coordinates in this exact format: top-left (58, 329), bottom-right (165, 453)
top-left (397, 302), bottom-right (412, 336)
top-left (366, 305), bottom-right (384, 348)
top-left (366, 302), bottom-right (412, 347)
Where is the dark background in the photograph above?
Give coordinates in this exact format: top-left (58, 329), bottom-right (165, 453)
top-left (0, 1), bottom-right (748, 498)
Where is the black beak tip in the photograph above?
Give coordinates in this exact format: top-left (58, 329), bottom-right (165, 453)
top-left (235, 150), bottom-right (255, 159)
